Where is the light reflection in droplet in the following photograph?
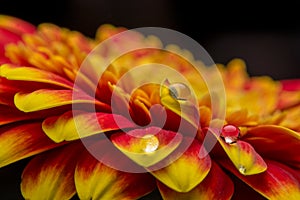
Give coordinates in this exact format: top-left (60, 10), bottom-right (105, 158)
top-left (141, 134), bottom-right (159, 153)
top-left (168, 82), bottom-right (191, 101)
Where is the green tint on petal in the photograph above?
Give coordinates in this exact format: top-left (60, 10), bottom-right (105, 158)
top-left (42, 110), bottom-right (136, 143)
top-left (111, 127), bottom-right (182, 167)
top-left (210, 129), bottom-right (267, 175)
top-left (150, 138), bottom-right (211, 193)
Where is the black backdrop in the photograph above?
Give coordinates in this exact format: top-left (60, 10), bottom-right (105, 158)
top-left (1, 0), bottom-right (300, 80)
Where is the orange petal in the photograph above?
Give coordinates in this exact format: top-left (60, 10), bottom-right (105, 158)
top-left (14, 89), bottom-right (110, 112)
top-left (149, 138), bottom-right (211, 192)
top-left (157, 162), bottom-right (233, 200)
top-left (210, 128), bottom-right (267, 175)
top-left (111, 127), bottom-right (182, 167)
top-left (75, 146), bottom-right (156, 200)
top-left (42, 110), bottom-right (136, 142)
top-left (220, 159), bottom-right (300, 199)
top-left (0, 122), bottom-right (61, 167)
top-left (21, 142), bottom-right (83, 200)
top-left (0, 15), bottom-right (35, 35)
top-left (244, 125), bottom-right (300, 168)
top-left (0, 27), bottom-right (21, 55)
top-left (0, 64), bottom-right (74, 89)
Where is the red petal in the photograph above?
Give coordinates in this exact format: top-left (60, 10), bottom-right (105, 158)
top-left (244, 125), bottom-right (300, 168)
top-left (75, 146), bottom-right (156, 199)
top-left (220, 159), bottom-right (300, 199)
top-left (21, 142), bottom-right (83, 199)
top-left (0, 122), bottom-right (61, 167)
top-left (0, 15), bottom-right (35, 35)
top-left (157, 162), bottom-right (234, 200)
top-left (281, 79), bottom-right (300, 91)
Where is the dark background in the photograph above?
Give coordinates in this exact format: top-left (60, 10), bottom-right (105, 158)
top-left (1, 0), bottom-right (300, 80)
top-left (0, 0), bottom-right (299, 199)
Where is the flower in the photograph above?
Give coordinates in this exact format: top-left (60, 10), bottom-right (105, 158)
top-left (0, 15), bottom-right (300, 199)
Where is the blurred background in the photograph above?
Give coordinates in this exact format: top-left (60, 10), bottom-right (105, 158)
top-left (1, 0), bottom-right (300, 80)
top-left (0, 0), bottom-right (299, 198)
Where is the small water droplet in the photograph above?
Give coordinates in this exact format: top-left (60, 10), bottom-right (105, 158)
top-left (141, 134), bottom-right (159, 153)
top-left (221, 124), bottom-right (240, 144)
top-left (168, 82), bottom-right (191, 101)
top-left (238, 165), bottom-right (247, 174)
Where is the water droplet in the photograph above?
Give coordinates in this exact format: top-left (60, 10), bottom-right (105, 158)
top-left (238, 165), bottom-right (247, 174)
top-left (221, 124), bottom-right (240, 144)
top-left (168, 82), bottom-right (191, 101)
top-left (140, 134), bottom-right (159, 153)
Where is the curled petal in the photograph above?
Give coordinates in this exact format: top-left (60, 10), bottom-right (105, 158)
top-left (0, 122), bottom-right (61, 168)
top-left (149, 138), bottom-right (211, 193)
top-left (21, 142), bottom-right (83, 200)
top-left (220, 159), bottom-right (300, 200)
top-left (210, 129), bottom-right (267, 175)
top-left (157, 162), bottom-right (233, 200)
top-left (42, 110), bottom-right (136, 143)
top-left (0, 64), bottom-right (74, 89)
top-left (111, 127), bottom-right (182, 167)
top-left (244, 125), bottom-right (300, 168)
top-left (14, 89), bottom-right (110, 112)
top-left (75, 147), bottom-right (156, 200)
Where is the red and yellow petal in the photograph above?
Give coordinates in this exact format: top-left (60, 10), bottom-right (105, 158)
top-left (220, 159), bottom-right (300, 200)
top-left (21, 142), bottom-right (84, 200)
top-left (75, 147), bottom-right (156, 200)
top-left (42, 110), bottom-right (136, 143)
top-left (150, 138), bottom-right (211, 193)
top-left (157, 162), bottom-right (233, 200)
top-left (0, 64), bottom-right (74, 89)
top-left (244, 125), bottom-right (300, 168)
top-left (0, 15), bottom-right (35, 35)
top-left (14, 89), bottom-right (110, 112)
top-left (210, 129), bottom-right (267, 175)
top-left (0, 122), bottom-right (61, 167)
top-left (111, 127), bottom-right (182, 167)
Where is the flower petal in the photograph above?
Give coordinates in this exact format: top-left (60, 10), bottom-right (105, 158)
top-left (42, 110), bottom-right (136, 143)
top-left (14, 89), bottom-right (110, 112)
top-left (0, 122), bottom-right (60, 167)
top-left (244, 125), bottom-right (300, 168)
top-left (210, 129), bottom-right (267, 175)
top-left (75, 146), bottom-right (156, 200)
top-left (21, 142), bottom-right (83, 200)
top-left (0, 15), bottom-right (35, 35)
top-left (157, 162), bottom-right (233, 200)
top-left (0, 105), bottom-right (40, 125)
top-left (149, 138), bottom-right (211, 192)
top-left (111, 127), bottom-right (182, 167)
top-left (220, 159), bottom-right (300, 200)
top-left (281, 79), bottom-right (300, 91)
top-left (0, 64), bottom-right (74, 89)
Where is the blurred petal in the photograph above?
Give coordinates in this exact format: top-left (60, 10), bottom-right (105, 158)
top-left (220, 159), bottom-right (300, 200)
top-left (42, 110), bottom-right (136, 143)
top-left (281, 79), bottom-right (300, 91)
top-left (244, 125), bottom-right (300, 168)
top-left (0, 122), bottom-right (61, 167)
top-left (14, 89), bottom-right (110, 112)
top-left (0, 27), bottom-right (21, 54)
top-left (0, 64), bottom-right (74, 89)
top-left (75, 147), bottom-right (156, 200)
top-left (0, 15), bottom-right (35, 35)
top-left (210, 129), bottom-right (267, 175)
top-left (21, 142), bottom-right (83, 200)
top-left (111, 127), bottom-right (182, 167)
top-left (150, 138), bottom-right (211, 192)
top-left (157, 162), bottom-right (233, 200)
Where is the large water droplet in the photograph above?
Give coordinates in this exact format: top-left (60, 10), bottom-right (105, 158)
top-left (141, 134), bottom-right (159, 153)
top-left (238, 165), bottom-right (247, 174)
top-left (168, 82), bottom-right (191, 101)
top-left (221, 124), bottom-right (240, 144)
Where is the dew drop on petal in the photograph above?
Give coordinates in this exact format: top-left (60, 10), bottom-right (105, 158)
top-left (238, 165), bottom-right (247, 174)
top-left (221, 124), bottom-right (240, 144)
top-left (141, 134), bottom-right (159, 153)
top-left (168, 82), bottom-right (191, 101)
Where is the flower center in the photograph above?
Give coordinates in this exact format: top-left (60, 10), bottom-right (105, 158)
top-left (140, 134), bottom-right (159, 153)
top-left (221, 124), bottom-right (240, 144)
